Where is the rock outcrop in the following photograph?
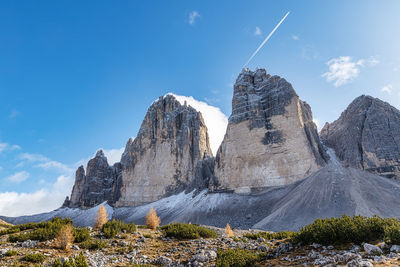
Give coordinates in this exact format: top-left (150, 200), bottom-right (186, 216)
top-left (320, 95), bottom-right (400, 179)
top-left (114, 95), bottom-right (212, 206)
top-left (214, 69), bottom-right (328, 192)
top-left (68, 150), bottom-right (121, 208)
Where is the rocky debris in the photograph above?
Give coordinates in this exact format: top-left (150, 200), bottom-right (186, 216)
top-left (18, 240), bottom-right (39, 248)
top-left (214, 68), bottom-right (328, 192)
top-left (392, 245), bottom-right (400, 253)
top-left (347, 258), bottom-right (374, 267)
top-left (321, 95), bottom-right (400, 179)
top-left (84, 251), bottom-right (108, 267)
top-left (115, 94), bottom-right (212, 207)
top-left (363, 243), bottom-right (383, 255)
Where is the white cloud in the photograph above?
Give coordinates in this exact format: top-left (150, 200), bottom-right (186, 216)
top-left (0, 143), bottom-right (21, 153)
top-left (19, 152), bottom-right (49, 162)
top-left (322, 56), bottom-right (379, 87)
top-left (35, 161), bottom-right (73, 174)
top-left (168, 93), bottom-right (228, 155)
top-left (313, 119), bottom-right (320, 130)
top-left (292, 34), bottom-right (299, 40)
top-left (103, 148), bottom-right (124, 165)
top-left (0, 175), bottom-right (74, 216)
top-left (188, 11), bottom-right (200, 25)
top-left (381, 84), bottom-right (393, 94)
top-left (9, 109), bottom-right (19, 119)
top-left (7, 171), bottom-right (30, 183)
top-left (0, 166), bottom-right (3, 171)
top-left (0, 143), bottom-right (7, 153)
top-left (254, 26), bottom-right (262, 36)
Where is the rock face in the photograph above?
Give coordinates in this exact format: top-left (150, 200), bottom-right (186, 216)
top-left (68, 150), bottom-right (120, 208)
top-left (320, 95), bottom-right (400, 179)
top-left (114, 95), bottom-right (212, 206)
top-left (214, 69), bottom-right (328, 192)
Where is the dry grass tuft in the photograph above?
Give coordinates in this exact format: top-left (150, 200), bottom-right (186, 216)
top-left (57, 224), bottom-right (74, 250)
top-left (225, 223), bottom-right (234, 237)
top-left (94, 205), bottom-right (108, 230)
top-left (146, 207), bottom-right (161, 230)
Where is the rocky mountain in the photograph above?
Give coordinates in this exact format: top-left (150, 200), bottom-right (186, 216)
top-left (214, 69), bottom-right (328, 192)
top-left (114, 95), bottom-right (212, 206)
top-left (4, 68), bottom-right (400, 233)
top-left (66, 94), bottom-right (212, 208)
top-left (320, 95), bottom-right (400, 179)
top-left (65, 150), bottom-right (121, 208)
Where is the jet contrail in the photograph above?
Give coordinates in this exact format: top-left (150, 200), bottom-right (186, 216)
top-left (243, 11), bottom-right (290, 68)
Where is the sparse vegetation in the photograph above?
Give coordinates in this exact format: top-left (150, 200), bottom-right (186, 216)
top-left (161, 223), bottom-right (218, 239)
top-left (21, 253), bottom-right (46, 263)
top-left (80, 238), bottom-right (108, 250)
top-left (94, 205), bottom-right (108, 230)
top-left (216, 248), bottom-right (261, 267)
top-left (293, 214), bottom-right (400, 245)
top-left (101, 219), bottom-right (136, 238)
top-left (145, 207), bottom-right (160, 230)
top-left (225, 223), bottom-right (234, 237)
top-left (51, 252), bottom-right (89, 267)
top-left (244, 230), bottom-right (294, 241)
top-left (143, 233), bottom-right (152, 238)
top-left (4, 250), bottom-right (18, 257)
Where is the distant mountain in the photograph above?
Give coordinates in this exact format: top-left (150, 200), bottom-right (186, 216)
top-left (321, 95), bottom-right (400, 179)
top-left (4, 68), bottom-right (400, 231)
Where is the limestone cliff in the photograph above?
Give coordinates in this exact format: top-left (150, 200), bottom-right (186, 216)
top-left (67, 150), bottom-right (120, 208)
top-left (213, 68), bottom-right (328, 193)
top-left (114, 95), bottom-right (212, 206)
top-left (320, 95), bottom-right (400, 179)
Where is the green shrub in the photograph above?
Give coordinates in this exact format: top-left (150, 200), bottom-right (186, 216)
top-left (243, 231), bottom-right (294, 241)
top-left (293, 215), bottom-right (400, 245)
top-left (80, 238), bottom-right (108, 250)
top-left (8, 217), bottom-right (73, 242)
top-left (143, 233), bottom-right (152, 238)
top-left (216, 248), bottom-right (260, 267)
top-left (4, 250), bottom-right (18, 256)
top-left (161, 223), bottom-right (218, 239)
top-left (51, 252), bottom-right (89, 267)
top-left (21, 253), bottom-right (46, 263)
top-left (74, 228), bottom-right (90, 243)
top-left (385, 224), bottom-right (400, 244)
top-left (101, 219), bottom-right (136, 238)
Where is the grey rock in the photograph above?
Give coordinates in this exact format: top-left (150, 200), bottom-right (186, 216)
top-left (391, 245), bottom-right (400, 252)
top-left (214, 68), bottom-right (328, 192)
top-left (335, 252), bottom-right (361, 263)
top-left (154, 255), bottom-right (173, 266)
top-left (347, 259), bottom-right (373, 267)
top-left (20, 240), bottom-right (39, 248)
top-left (321, 95), bottom-right (400, 179)
top-left (363, 243), bottom-right (382, 255)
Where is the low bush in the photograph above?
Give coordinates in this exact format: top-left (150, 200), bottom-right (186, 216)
top-left (8, 217), bottom-right (73, 242)
top-left (243, 231), bottom-right (294, 241)
top-left (4, 250), bottom-right (18, 256)
top-left (80, 238), bottom-right (108, 250)
top-left (101, 219), bottom-right (136, 238)
top-left (74, 228), bottom-right (90, 243)
top-left (21, 253), bottom-right (46, 263)
top-left (51, 251), bottom-right (89, 267)
top-left (143, 233), bottom-right (152, 238)
top-left (293, 215), bottom-right (400, 245)
top-left (216, 248), bottom-right (261, 267)
top-left (161, 223), bottom-right (218, 239)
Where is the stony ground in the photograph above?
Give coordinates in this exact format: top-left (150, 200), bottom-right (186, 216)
top-left (1, 225), bottom-right (400, 266)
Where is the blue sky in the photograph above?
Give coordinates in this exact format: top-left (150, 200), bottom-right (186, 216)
top-left (1, 0), bottom-right (399, 216)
